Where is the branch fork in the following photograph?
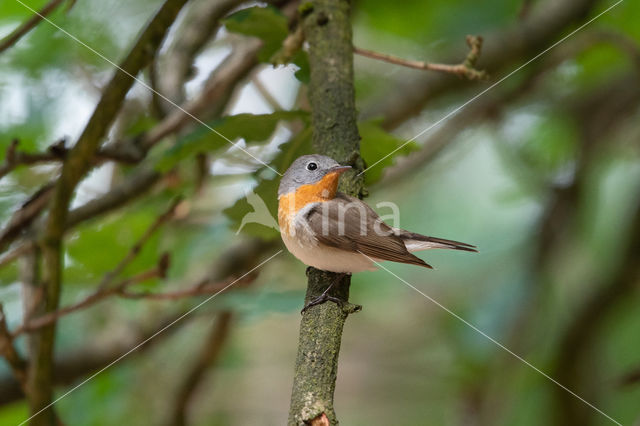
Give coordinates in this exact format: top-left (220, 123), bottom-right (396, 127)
top-left (354, 35), bottom-right (488, 81)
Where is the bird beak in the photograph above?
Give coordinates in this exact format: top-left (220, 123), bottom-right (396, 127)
top-left (328, 165), bottom-right (351, 175)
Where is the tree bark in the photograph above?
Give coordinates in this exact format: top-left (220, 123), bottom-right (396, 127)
top-left (288, 1), bottom-right (364, 424)
top-left (28, 0), bottom-right (189, 424)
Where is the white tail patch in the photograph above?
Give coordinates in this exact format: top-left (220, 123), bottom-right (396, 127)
top-left (403, 239), bottom-right (454, 252)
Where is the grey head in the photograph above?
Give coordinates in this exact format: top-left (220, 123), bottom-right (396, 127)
top-left (278, 154), bottom-right (350, 196)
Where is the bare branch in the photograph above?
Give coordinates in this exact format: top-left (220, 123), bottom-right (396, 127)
top-left (118, 273), bottom-right (254, 300)
top-left (158, 0), bottom-right (246, 109)
top-left (31, 1), bottom-right (189, 420)
top-left (0, 0), bottom-right (67, 54)
top-left (141, 39), bottom-right (262, 150)
top-left (14, 255), bottom-right (170, 336)
top-left (0, 305), bottom-right (28, 393)
top-left (0, 241), bottom-right (34, 269)
top-left (0, 138), bottom-right (143, 181)
top-left (355, 35), bottom-right (488, 81)
top-left (166, 311), bottom-right (233, 426)
top-left (0, 308), bottom-right (195, 405)
top-left (363, 0), bottom-right (602, 129)
top-left (0, 184), bottom-right (54, 255)
top-left (252, 74), bottom-right (284, 111)
top-left (15, 196), bottom-right (178, 335)
top-left (97, 198), bottom-right (180, 291)
top-left (289, 1), bottom-right (363, 424)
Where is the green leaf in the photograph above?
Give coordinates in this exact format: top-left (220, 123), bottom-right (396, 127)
top-left (0, 0), bottom-right (50, 21)
top-left (223, 127), bottom-right (312, 239)
top-left (358, 119), bottom-right (418, 184)
top-left (292, 50), bottom-right (310, 84)
top-left (223, 5), bottom-right (289, 62)
top-left (155, 111), bottom-right (308, 172)
top-left (65, 210), bottom-right (160, 285)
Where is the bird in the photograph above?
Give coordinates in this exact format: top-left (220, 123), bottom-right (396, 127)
top-left (278, 154), bottom-right (476, 311)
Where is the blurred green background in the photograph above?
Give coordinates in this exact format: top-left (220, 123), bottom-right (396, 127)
top-left (1, 0), bottom-right (639, 424)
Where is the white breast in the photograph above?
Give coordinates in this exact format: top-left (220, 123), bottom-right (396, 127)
top-left (280, 204), bottom-right (378, 273)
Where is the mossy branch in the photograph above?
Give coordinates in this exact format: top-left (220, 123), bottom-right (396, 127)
top-left (288, 1), bottom-right (363, 425)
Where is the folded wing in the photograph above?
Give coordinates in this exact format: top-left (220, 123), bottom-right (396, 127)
top-left (305, 193), bottom-right (432, 268)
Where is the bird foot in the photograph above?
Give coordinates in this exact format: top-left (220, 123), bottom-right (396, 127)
top-left (300, 294), bottom-right (343, 314)
top-left (300, 272), bottom-right (361, 314)
top-left (300, 295), bottom-right (362, 315)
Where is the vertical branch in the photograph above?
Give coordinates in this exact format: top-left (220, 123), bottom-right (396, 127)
top-left (167, 311), bottom-right (233, 426)
top-left (28, 1), bottom-right (189, 424)
top-left (288, 1), bottom-right (363, 424)
top-left (553, 201), bottom-right (640, 425)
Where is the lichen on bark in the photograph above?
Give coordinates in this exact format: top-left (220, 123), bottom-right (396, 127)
top-left (288, 1), bottom-right (363, 425)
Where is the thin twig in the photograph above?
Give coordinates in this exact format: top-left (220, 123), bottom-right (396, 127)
top-left (0, 138), bottom-right (146, 180)
top-left (0, 0), bottom-right (67, 54)
top-left (0, 305), bottom-right (28, 392)
top-left (13, 196), bottom-right (179, 335)
top-left (12, 254), bottom-right (170, 336)
top-left (97, 198), bottom-right (180, 291)
top-left (0, 307), bottom-right (196, 405)
top-left (0, 241), bottom-right (34, 269)
top-left (270, 24), bottom-right (304, 65)
top-left (354, 35), bottom-right (488, 81)
top-left (0, 37), bottom-right (263, 255)
top-left (140, 39), bottom-right (262, 150)
top-left (252, 74), bottom-right (284, 111)
top-left (118, 274), bottom-right (255, 300)
top-left (0, 184), bottom-right (55, 254)
top-left (158, 0), bottom-right (246, 110)
top-left (364, 0), bottom-right (599, 128)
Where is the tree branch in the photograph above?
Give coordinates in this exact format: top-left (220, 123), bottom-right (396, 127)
top-left (289, 1), bottom-right (363, 424)
top-left (15, 197), bottom-right (178, 335)
top-left (550, 74), bottom-right (640, 426)
top-left (363, 0), bottom-right (600, 129)
top-left (0, 241), bottom-right (34, 269)
top-left (166, 311), bottom-right (233, 426)
top-left (96, 198), bottom-right (179, 291)
top-left (0, 36), bottom-right (265, 257)
top-left (0, 138), bottom-right (142, 180)
top-left (158, 0), bottom-right (246, 109)
top-left (118, 274), bottom-right (253, 300)
top-left (553, 203), bottom-right (640, 425)
top-left (354, 35), bottom-right (488, 80)
top-left (0, 0), bottom-right (67, 54)
top-left (0, 308), bottom-right (194, 405)
top-left (13, 257), bottom-right (169, 336)
top-left (0, 184), bottom-right (54, 255)
top-left (141, 39), bottom-right (262, 150)
top-left (30, 1), bottom-right (189, 422)
top-left (0, 305), bottom-right (28, 394)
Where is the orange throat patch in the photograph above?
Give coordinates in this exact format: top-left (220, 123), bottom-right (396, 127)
top-left (278, 171), bottom-right (341, 234)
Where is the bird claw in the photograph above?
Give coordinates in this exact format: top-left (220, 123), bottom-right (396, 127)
top-left (301, 294), bottom-right (343, 314)
top-left (300, 295), bottom-right (362, 315)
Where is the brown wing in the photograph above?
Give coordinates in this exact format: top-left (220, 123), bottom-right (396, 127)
top-left (305, 193), bottom-right (432, 268)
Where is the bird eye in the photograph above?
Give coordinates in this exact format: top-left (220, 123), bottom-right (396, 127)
top-left (306, 162), bottom-right (318, 171)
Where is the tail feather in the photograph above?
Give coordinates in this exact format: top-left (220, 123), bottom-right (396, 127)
top-left (399, 232), bottom-right (478, 253)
